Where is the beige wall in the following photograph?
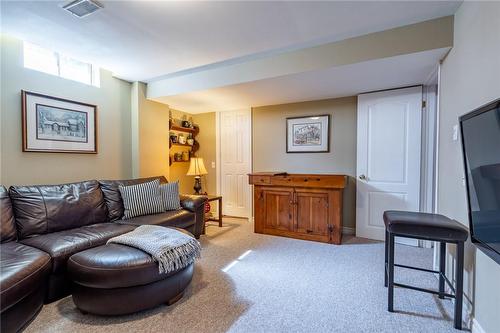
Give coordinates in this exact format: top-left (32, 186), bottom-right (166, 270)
top-left (131, 82), bottom-right (170, 180)
top-left (438, 2), bottom-right (500, 331)
top-left (252, 97), bottom-right (357, 229)
top-left (0, 35), bottom-right (215, 196)
top-left (192, 112), bottom-right (217, 195)
top-left (148, 16), bottom-right (453, 106)
top-left (0, 35), bottom-right (132, 186)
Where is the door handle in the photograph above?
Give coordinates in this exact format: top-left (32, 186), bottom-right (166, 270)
top-left (359, 174), bottom-right (367, 180)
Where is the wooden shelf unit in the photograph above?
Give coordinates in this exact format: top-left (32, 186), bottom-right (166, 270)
top-left (171, 142), bottom-right (194, 148)
top-left (170, 124), bottom-right (197, 134)
top-left (169, 119), bottom-right (200, 166)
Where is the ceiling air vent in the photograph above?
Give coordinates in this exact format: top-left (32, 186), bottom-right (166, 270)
top-left (63, 0), bottom-right (103, 18)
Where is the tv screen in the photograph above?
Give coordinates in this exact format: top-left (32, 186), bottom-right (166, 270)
top-left (460, 98), bottom-right (500, 264)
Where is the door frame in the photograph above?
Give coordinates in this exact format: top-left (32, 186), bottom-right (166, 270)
top-left (354, 82), bottom-right (439, 245)
top-left (421, 65), bottom-right (440, 249)
top-left (215, 108), bottom-right (253, 219)
top-left (356, 86), bottom-right (423, 243)
top-left (424, 63), bottom-right (442, 270)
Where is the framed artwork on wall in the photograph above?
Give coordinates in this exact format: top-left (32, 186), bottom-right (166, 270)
top-left (21, 90), bottom-right (97, 153)
top-left (286, 114), bottom-right (330, 153)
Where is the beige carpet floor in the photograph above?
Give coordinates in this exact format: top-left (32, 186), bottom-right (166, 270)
top-left (25, 218), bottom-right (461, 333)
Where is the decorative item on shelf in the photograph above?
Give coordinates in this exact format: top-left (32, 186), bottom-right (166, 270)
top-left (182, 151), bottom-right (190, 161)
top-left (169, 132), bottom-right (178, 143)
top-left (187, 133), bottom-right (194, 146)
top-left (178, 134), bottom-right (186, 144)
top-left (22, 90), bottom-right (97, 153)
top-left (286, 114), bottom-right (330, 153)
top-left (174, 152), bottom-right (183, 162)
top-left (186, 157), bottom-right (208, 194)
top-left (182, 120), bottom-right (192, 128)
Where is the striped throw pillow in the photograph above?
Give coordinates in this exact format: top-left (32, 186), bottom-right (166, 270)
top-left (119, 179), bottom-right (164, 219)
top-left (160, 181), bottom-right (181, 211)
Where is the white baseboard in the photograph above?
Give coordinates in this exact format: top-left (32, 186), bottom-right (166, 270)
top-left (342, 227), bottom-right (355, 235)
top-left (472, 317), bottom-right (486, 333)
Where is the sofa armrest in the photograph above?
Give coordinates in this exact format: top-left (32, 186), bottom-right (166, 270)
top-left (179, 194), bottom-right (207, 212)
top-left (180, 195), bottom-right (207, 238)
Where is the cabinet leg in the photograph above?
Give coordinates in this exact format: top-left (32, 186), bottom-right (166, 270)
top-left (219, 198), bottom-right (223, 227)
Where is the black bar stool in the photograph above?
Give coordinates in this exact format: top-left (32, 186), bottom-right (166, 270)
top-left (383, 210), bottom-right (468, 330)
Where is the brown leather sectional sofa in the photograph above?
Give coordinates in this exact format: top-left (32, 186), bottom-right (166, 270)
top-left (0, 176), bottom-right (206, 333)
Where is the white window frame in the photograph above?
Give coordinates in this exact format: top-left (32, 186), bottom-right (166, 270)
top-left (23, 41), bottom-right (100, 87)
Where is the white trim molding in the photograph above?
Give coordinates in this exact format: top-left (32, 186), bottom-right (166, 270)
top-left (215, 111), bottom-right (221, 196)
top-left (342, 227), bottom-right (355, 235)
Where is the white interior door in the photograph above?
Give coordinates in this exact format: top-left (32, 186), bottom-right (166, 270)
top-left (220, 109), bottom-right (252, 218)
top-left (356, 86), bottom-right (422, 243)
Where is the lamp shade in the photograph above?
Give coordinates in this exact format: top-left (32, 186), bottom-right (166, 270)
top-left (187, 157), bottom-right (208, 176)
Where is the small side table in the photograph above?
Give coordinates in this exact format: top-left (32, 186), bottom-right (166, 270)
top-left (205, 195), bottom-right (223, 227)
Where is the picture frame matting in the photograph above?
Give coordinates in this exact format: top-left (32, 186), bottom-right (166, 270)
top-left (286, 114), bottom-right (330, 153)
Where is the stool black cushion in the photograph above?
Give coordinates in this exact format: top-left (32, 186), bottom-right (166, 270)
top-left (383, 210), bottom-right (468, 242)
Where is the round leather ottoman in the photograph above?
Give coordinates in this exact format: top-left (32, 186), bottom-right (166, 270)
top-left (67, 243), bottom-right (194, 315)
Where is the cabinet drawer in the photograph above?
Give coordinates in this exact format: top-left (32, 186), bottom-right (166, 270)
top-left (249, 175), bottom-right (271, 185)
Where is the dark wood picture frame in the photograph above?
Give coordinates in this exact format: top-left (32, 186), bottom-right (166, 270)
top-left (286, 114), bottom-right (330, 153)
top-left (22, 90), bottom-right (98, 154)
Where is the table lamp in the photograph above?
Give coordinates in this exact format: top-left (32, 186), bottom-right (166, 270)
top-left (186, 157), bottom-right (208, 194)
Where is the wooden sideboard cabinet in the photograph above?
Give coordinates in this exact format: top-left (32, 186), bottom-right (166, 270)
top-left (248, 173), bottom-right (346, 245)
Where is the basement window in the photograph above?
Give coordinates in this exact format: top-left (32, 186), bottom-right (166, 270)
top-left (23, 41), bottom-right (100, 87)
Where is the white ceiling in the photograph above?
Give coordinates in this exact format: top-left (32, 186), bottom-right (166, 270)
top-left (1, 1), bottom-right (461, 82)
top-left (152, 47), bottom-right (449, 113)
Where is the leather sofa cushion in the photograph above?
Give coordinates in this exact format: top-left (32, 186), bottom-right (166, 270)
top-left (68, 227), bottom-right (193, 289)
top-left (118, 209), bottom-right (195, 229)
top-left (99, 176), bottom-right (168, 222)
top-left (0, 186), bottom-right (17, 243)
top-left (0, 242), bottom-right (51, 312)
top-left (9, 180), bottom-right (109, 239)
top-left (20, 223), bottom-right (136, 274)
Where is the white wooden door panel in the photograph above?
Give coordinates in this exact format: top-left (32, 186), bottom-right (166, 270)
top-left (220, 109), bottom-right (252, 218)
top-left (367, 103), bottom-right (408, 183)
top-left (356, 87), bottom-right (422, 242)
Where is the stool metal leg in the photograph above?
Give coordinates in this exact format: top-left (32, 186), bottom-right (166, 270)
top-left (454, 242), bottom-right (464, 330)
top-left (387, 233), bottom-right (395, 312)
top-left (385, 230), bottom-right (389, 287)
top-left (439, 242), bottom-right (446, 299)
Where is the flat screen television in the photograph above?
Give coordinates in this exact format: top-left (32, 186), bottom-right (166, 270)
top-left (460, 98), bottom-right (500, 265)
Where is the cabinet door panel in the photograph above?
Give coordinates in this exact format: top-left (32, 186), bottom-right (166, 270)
top-left (295, 191), bottom-right (329, 238)
top-left (263, 188), bottom-right (294, 231)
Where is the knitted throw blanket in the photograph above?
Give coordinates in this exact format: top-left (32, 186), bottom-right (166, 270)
top-left (107, 225), bottom-right (201, 274)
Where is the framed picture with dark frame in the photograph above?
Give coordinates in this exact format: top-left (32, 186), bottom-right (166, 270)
top-left (286, 114), bottom-right (330, 153)
top-left (22, 90), bottom-right (97, 153)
